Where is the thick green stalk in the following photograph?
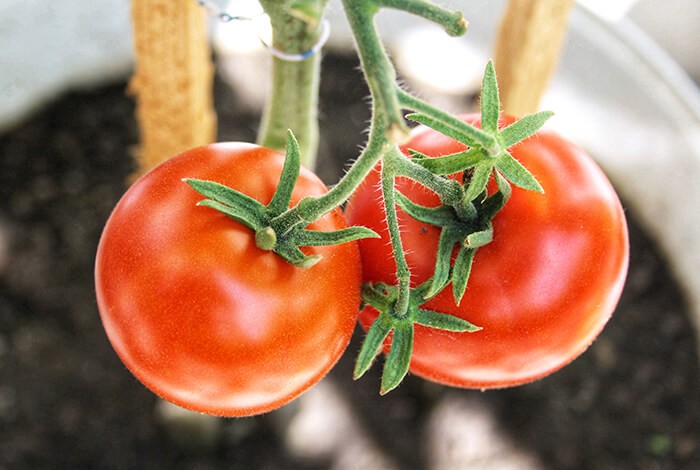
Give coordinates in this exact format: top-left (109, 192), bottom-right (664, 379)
top-left (343, 0), bottom-right (410, 141)
top-left (258, 0), bottom-right (328, 169)
top-left (381, 150), bottom-right (413, 317)
top-left (282, 0), bottom-right (412, 224)
top-left (301, 0), bottom-right (417, 218)
top-left (279, 0), bottom-right (467, 222)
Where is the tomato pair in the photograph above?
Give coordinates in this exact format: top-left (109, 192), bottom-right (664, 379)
top-left (95, 115), bottom-right (628, 416)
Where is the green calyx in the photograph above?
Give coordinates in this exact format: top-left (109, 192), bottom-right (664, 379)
top-left (395, 61), bottom-right (552, 304)
top-left (395, 174), bottom-right (509, 303)
top-left (378, 62), bottom-right (552, 312)
top-left (354, 282), bottom-right (481, 395)
top-left (186, 131), bottom-right (378, 268)
top-left (407, 60), bottom-right (553, 202)
top-left (352, 60), bottom-right (553, 395)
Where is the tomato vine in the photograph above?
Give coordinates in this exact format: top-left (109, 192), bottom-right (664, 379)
top-left (95, 0), bottom-right (629, 415)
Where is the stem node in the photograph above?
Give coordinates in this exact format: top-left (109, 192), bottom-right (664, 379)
top-left (255, 227), bottom-right (277, 251)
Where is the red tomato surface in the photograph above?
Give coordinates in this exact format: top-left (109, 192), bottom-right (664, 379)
top-left (345, 114), bottom-right (629, 389)
top-left (95, 143), bottom-right (361, 416)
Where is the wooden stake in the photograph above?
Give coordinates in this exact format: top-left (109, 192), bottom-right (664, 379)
top-left (129, 0), bottom-right (217, 174)
top-left (493, 0), bottom-right (574, 117)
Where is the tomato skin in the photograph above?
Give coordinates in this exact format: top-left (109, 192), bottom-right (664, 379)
top-left (95, 143), bottom-right (361, 416)
top-left (345, 114), bottom-right (629, 389)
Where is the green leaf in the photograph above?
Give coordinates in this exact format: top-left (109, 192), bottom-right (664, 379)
top-left (411, 147), bottom-right (487, 175)
top-left (380, 323), bottom-right (414, 395)
top-left (413, 307), bottom-right (480, 332)
top-left (395, 191), bottom-right (455, 226)
top-left (464, 162), bottom-right (493, 202)
top-left (498, 111), bottom-right (554, 147)
top-left (354, 314), bottom-right (393, 380)
top-left (297, 226), bottom-right (379, 246)
top-left (452, 247), bottom-right (476, 305)
top-left (267, 130), bottom-right (301, 215)
top-left (496, 152), bottom-right (543, 192)
top-left (480, 60), bottom-right (500, 135)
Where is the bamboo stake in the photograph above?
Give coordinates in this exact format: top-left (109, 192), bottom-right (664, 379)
top-left (493, 0), bottom-right (574, 117)
top-left (129, 0), bottom-right (217, 174)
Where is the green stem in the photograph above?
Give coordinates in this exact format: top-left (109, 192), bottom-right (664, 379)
top-left (379, 0), bottom-right (467, 36)
top-left (385, 146), bottom-right (464, 205)
top-left (265, 0), bottom-right (473, 308)
top-left (273, 0), bottom-right (471, 223)
top-left (278, 0), bottom-right (414, 223)
top-left (342, 0), bottom-right (409, 142)
top-left (381, 158), bottom-right (411, 317)
top-left (275, 127), bottom-right (389, 227)
top-left (258, 0), bottom-right (328, 169)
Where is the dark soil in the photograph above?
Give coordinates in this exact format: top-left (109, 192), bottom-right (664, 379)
top-left (1, 54), bottom-right (698, 469)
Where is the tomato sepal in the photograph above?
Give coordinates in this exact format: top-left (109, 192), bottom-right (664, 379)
top-left (408, 147), bottom-right (484, 175)
top-left (405, 112), bottom-right (498, 155)
top-left (480, 60), bottom-right (501, 135)
top-left (354, 281), bottom-right (481, 394)
top-left (451, 247), bottom-right (476, 304)
top-left (498, 110), bottom-right (555, 147)
top-left (186, 131), bottom-right (378, 268)
top-left (380, 323), bottom-right (414, 395)
top-left (495, 150), bottom-right (543, 193)
top-left (405, 61), bottom-right (551, 203)
top-left (353, 310), bottom-right (393, 380)
top-left (296, 225), bottom-right (379, 246)
top-left (394, 181), bottom-right (507, 302)
top-left (186, 179), bottom-right (267, 228)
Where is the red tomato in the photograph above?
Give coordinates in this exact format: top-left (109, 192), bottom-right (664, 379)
top-left (95, 143), bottom-right (361, 416)
top-left (345, 114), bottom-right (629, 389)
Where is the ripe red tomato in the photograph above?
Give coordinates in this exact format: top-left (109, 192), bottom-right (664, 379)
top-left (95, 143), bottom-right (361, 416)
top-left (345, 114), bottom-right (629, 389)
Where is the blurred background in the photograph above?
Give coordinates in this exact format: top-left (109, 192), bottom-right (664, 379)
top-left (1, 0), bottom-right (699, 469)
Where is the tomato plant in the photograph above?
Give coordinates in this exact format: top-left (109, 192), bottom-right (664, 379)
top-left (95, 143), bottom-right (362, 416)
top-left (345, 114), bottom-right (629, 389)
top-left (98, 0), bottom-right (630, 406)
